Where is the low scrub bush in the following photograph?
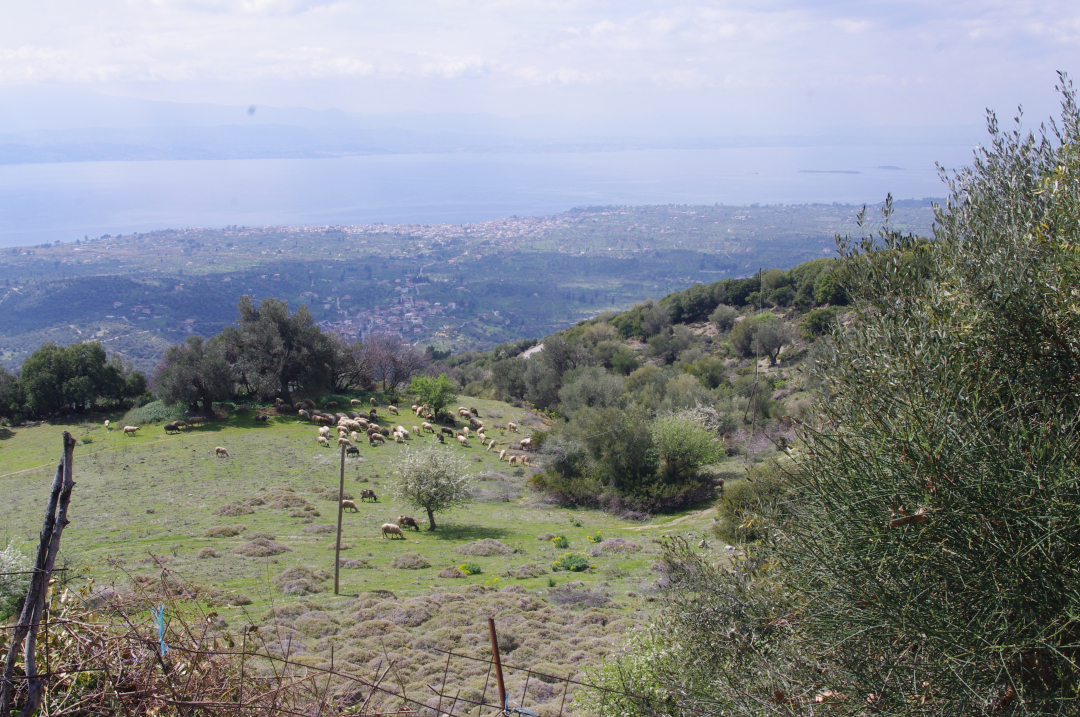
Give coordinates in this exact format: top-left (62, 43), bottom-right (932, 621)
top-left (552, 552), bottom-right (593, 572)
top-left (711, 461), bottom-right (789, 544)
top-left (455, 539), bottom-right (516, 556)
top-left (391, 553), bottom-right (431, 570)
top-left (121, 400), bottom-right (186, 426)
top-left (233, 538), bottom-right (290, 557)
top-left (205, 525), bottom-right (245, 538)
top-left (458, 562), bottom-right (483, 575)
top-left (507, 562), bottom-right (547, 579)
top-left (550, 535), bottom-right (569, 549)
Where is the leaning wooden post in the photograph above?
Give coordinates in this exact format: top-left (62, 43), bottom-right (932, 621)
top-left (0, 431), bottom-right (76, 717)
top-left (488, 618), bottom-right (507, 713)
top-left (334, 444), bottom-right (346, 595)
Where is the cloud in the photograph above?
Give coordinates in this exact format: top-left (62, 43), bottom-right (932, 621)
top-left (0, 0), bottom-right (1076, 132)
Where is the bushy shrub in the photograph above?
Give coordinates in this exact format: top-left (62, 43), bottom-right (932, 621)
top-left (458, 562), bottom-right (482, 575)
top-left (121, 400), bottom-right (186, 425)
top-left (551, 552), bottom-right (593, 572)
top-left (712, 461), bottom-right (788, 543)
top-left (550, 535), bottom-right (569, 549)
top-left (708, 304), bottom-right (738, 331)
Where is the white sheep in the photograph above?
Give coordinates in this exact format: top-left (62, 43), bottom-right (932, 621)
top-left (519, 438), bottom-right (532, 451)
top-left (456, 434), bottom-right (469, 447)
top-left (508, 455), bottom-right (519, 465)
top-left (104, 419), bottom-right (111, 431)
top-left (350, 399), bottom-right (362, 407)
top-left (338, 437), bottom-right (353, 447)
top-left (487, 439), bottom-right (497, 451)
top-left (421, 422), bottom-right (434, 433)
top-left (215, 446), bottom-right (231, 458)
top-left (499, 449), bottom-right (507, 461)
top-left (462, 426), bottom-right (470, 438)
top-left (350, 431), bottom-right (360, 443)
top-left (381, 523), bottom-right (404, 539)
top-left (393, 431), bottom-right (404, 443)
top-left (507, 422), bottom-right (518, 432)
top-left (317, 436), bottom-right (330, 447)
top-left (123, 425), bottom-right (140, 436)
top-left (342, 499), bottom-right (359, 512)
top-left (388, 405), bottom-right (399, 415)
top-left (318, 426), bottom-right (331, 438)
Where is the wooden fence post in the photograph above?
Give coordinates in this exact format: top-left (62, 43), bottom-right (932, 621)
top-left (488, 618), bottom-right (507, 713)
top-left (334, 444), bottom-right (345, 595)
top-left (0, 431), bottom-right (76, 717)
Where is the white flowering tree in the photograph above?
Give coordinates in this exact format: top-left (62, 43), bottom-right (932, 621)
top-left (389, 445), bottom-right (473, 531)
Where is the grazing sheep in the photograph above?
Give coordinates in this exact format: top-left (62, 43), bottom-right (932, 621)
top-left (254, 414), bottom-right (269, 422)
top-left (368, 409), bottom-right (378, 421)
top-left (324, 401), bottom-right (338, 409)
top-left (350, 431), bottom-right (360, 443)
top-left (302, 398), bottom-right (316, 410)
top-left (456, 434), bottom-right (469, 447)
top-left (381, 523), bottom-right (404, 539)
top-left (521, 456), bottom-right (532, 467)
top-left (396, 515), bottom-right (420, 531)
top-left (462, 426), bottom-right (470, 438)
top-left (388, 405), bottom-right (399, 415)
top-left (440, 426), bottom-right (454, 436)
top-left (123, 425), bottom-right (140, 436)
top-left (345, 445), bottom-right (360, 457)
top-left (215, 446), bottom-right (231, 458)
top-left (338, 437), bottom-right (353, 447)
top-left (341, 499), bottom-right (359, 512)
top-left (174, 420), bottom-right (189, 429)
top-left (470, 407), bottom-right (479, 416)
top-left (380, 428), bottom-right (390, 437)
top-left (458, 408), bottom-right (471, 417)
top-left (508, 455), bottom-right (519, 466)
top-left (499, 450), bottom-right (507, 461)
top-left (393, 431), bottom-right (404, 443)
top-left (360, 489), bottom-right (378, 502)
top-left (437, 433), bottom-right (445, 443)
top-left (104, 419), bottom-right (111, 431)
top-left (412, 425), bottom-right (420, 435)
top-left (422, 422), bottom-right (434, 433)
top-left (317, 436), bottom-right (330, 447)
top-left (357, 418), bottom-right (370, 428)
top-left (477, 431), bottom-right (486, 444)
top-left (298, 409), bottom-right (311, 420)
top-left (164, 422), bottom-right (181, 434)
top-left (370, 433), bottom-right (385, 445)
top-left (350, 399), bottom-right (362, 407)
top-left (319, 426), bottom-right (332, 438)
top-left (519, 438), bottom-right (532, 451)
top-left (488, 439), bottom-right (497, 451)
top-left (399, 428), bottom-right (410, 440)
top-left (369, 397), bottom-right (377, 406)
top-left (313, 415), bottom-right (333, 426)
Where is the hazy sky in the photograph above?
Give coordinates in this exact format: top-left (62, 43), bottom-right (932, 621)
top-left (3, 1), bottom-right (1078, 136)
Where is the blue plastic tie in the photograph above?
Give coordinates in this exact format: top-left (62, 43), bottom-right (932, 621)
top-left (151, 604), bottom-right (169, 655)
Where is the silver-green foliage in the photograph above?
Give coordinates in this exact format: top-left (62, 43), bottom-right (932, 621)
top-left (389, 444), bottom-right (474, 530)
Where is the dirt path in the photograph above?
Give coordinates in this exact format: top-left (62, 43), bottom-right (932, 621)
top-left (624, 507), bottom-right (716, 531)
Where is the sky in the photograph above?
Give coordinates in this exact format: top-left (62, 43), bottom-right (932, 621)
top-left (2, 0), bottom-right (1078, 140)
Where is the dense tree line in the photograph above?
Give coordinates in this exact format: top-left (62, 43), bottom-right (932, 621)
top-left (0, 295), bottom-right (430, 421)
top-left (0, 342), bottom-right (147, 420)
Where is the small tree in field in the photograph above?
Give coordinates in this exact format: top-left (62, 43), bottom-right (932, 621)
top-left (410, 374), bottom-right (456, 418)
top-left (389, 445), bottom-right (473, 530)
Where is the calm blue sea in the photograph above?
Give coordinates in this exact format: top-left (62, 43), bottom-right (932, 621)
top-left (0, 145), bottom-right (974, 247)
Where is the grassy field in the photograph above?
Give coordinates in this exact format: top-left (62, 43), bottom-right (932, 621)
top-left (0, 397), bottom-right (731, 713)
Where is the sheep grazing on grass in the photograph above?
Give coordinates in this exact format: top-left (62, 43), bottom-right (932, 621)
top-left (104, 420), bottom-right (111, 431)
top-left (381, 523), bottom-right (404, 539)
top-left (488, 439), bottom-right (497, 451)
top-left (345, 445), bottom-right (360, 457)
top-left (410, 404), bottom-right (419, 412)
top-left (521, 456), bottom-right (531, 467)
top-left (437, 433), bottom-right (445, 443)
top-left (508, 455), bottom-right (519, 466)
top-left (470, 407), bottom-right (479, 416)
top-left (507, 421), bottom-right (518, 432)
top-left (350, 399), bottom-right (362, 407)
top-left (338, 437), bottom-right (353, 447)
top-left (519, 438), bottom-right (532, 451)
top-left (324, 401), bottom-right (338, 409)
top-left (458, 408), bottom-right (471, 418)
top-left (393, 431), bottom-right (404, 443)
top-left (317, 436), bottom-right (330, 447)
top-left (301, 398), bottom-right (317, 410)
top-left (477, 431), bottom-right (486, 443)
top-left (360, 489), bottom-right (378, 502)
top-left (298, 409), bottom-right (311, 420)
top-left (369, 433), bottom-right (385, 445)
top-left (215, 446), bottom-right (231, 458)
top-left (396, 515), bottom-right (420, 531)
top-left (456, 434), bottom-right (469, 448)
top-left (499, 449), bottom-right (507, 461)
top-left (440, 426), bottom-right (454, 436)
top-left (341, 499), bottom-right (359, 513)
top-left (411, 425), bottom-right (420, 436)
top-left (164, 422), bottom-right (182, 434)
top-left (174, 420), bottom-right (189, 429)
top-left (318, 426), bottom-right (332, 438)
top-left (369, 397), bottom-right (377, 406)
top-left (421, 422), bottom-right (434, 433)
top-left (350, 431), bottom-right (360, 443)
top-left (123, 425), bottom-right (140, 436)
top-left (388, 405), bottom-right (399, 415)
top-left (462, 426), bottom-right (470, 438)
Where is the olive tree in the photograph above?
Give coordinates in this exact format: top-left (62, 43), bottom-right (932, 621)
top-left (410, 373), bottom-right (456, 418)
top-left (389, 444), bottom-right (473, 530)
top-left (650, 413), bottom-right (719, 485)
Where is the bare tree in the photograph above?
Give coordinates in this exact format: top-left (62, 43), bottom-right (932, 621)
top-left (354, 334), bottom-right (428, 393)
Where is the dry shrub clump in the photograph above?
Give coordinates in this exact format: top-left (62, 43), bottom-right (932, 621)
top-left (275, 566), bottom-right (333, 595)
top-left (205, 525), bottom-right (246, 538)
top-left (439, 566), bottom-right (466, 578)
top-left (233, 537), bottom-right (290, 557)
top-left (197, 548), bottom-right (221, 559)
top-left (588, 538), bottom-right (640, 556)
top-left (548, 586), bottom-right (610, 608)
top-left (216, 501), bottom-right (254, 516)
top-left (536, 532), bottom-right (557, 541)
top-left (391, 553), bottom-right (431, 569)
top-left (456, 539), bottom-right (517, 556)
top-left (309, 486), bottom-right (354, 501)
top-left (303, 524), bottom-right (337, 534)
top-left (506, 563), bottom-right (547, 579)
top-left (339, 558), bottom-right (375, 569)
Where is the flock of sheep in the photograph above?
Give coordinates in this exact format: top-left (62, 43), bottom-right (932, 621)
top-left (113, 395), bottom-right (533, 542)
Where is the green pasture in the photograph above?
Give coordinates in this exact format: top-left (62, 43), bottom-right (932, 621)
top-left (0, 398), bottom-right (721, 612)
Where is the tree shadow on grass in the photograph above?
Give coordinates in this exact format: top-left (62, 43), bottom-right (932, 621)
top-left (429, 524), bottom-right (512, 541)
top-left (0, 427), bottom-right (13, 441)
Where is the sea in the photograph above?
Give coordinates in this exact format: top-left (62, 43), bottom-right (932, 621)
top-left (0, 144), bottom-right (975, 247)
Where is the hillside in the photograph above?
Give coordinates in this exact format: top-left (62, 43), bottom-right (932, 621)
top-left (0, 201), bottom-right (934, 374)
